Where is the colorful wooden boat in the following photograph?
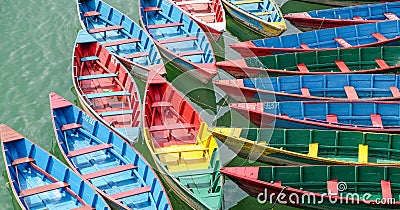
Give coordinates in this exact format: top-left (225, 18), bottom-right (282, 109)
top-left (143, 71), bottom-right (223, 209)
top-left (139, 0), bottom-right (218, 83)
top-left (76, 0), bottom-right (165, 79)
top-left (210, 127), bottom-right (400, 165)
top-left (216, 46), bottom-right (400, 78)
top-left (73, 30), bottom-right (141, 144)
top-left (214, 74), bottom-right (400, 102)
top-left (170, 0), bottom-right (226, 40)
top-left (285, 2), bottom-right (400, 31)
top-left (230, 101), bottom-right (400, 133)
top-left (230, 20), bottom-right (400, 57)
top-left (221, 165), bottom-right (400, 209)
top-left (222, 0), bottom-right (286, 37)
top-left (50, 92), bottom-right (172, 210)
top-left (0, 124), bottom-right (110, 210)
top-left (295, 0), bottom-right (396, 7)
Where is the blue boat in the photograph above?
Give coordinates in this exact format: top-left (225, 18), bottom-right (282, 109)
top-left (221, 0), bottom-right (286, 37)
top-left (285, 2), bottom-right (400, 31)
top-left (139, 0), bottom-right (218, 83)
top-left (49, 93), bottom-right (172, 210)
top-left (214, 74), bottom-right (400, 102)
top-left (230, 20), bottom-right (400, 57)
top-left (230, 101), bottom-right (400, 133)
top-left (0, 124), bottom-right (110, 210)
top-left (76, 0), bottom-right (165, 80)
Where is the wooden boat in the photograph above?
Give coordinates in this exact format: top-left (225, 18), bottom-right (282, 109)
top-left (216, 46), bottom-right (400, 78)
top-left (73, 30), bottom-right (141, 144)
top-left (295, 0), bottom-right (396, 7)
top-left (221, 165), bottom-right (400, 209)
top-left (143, 71), bottom-right (223, 209)
top-left (222, 0), bottom-right (286, 37)
top-left (50, 92), bottom-right (172, 210)
top-left (76, 0), bottom-right (165, 80)
top-left (230, 20), bottom-right (400, 57)
top-left (210, 127), bottom-right (400, 165)
top-left (214, 74), bottom-right (400, 102)
top-left (170, 0), bottom-right (226, 40)
top-left (139, 0), bottom-right (218, 83)
top-left (229, 101), bottom-right (400, 133)
top-left (285, 2), bottom-right (400, 31)
top-left (0, 124), bottom-right (110, 210)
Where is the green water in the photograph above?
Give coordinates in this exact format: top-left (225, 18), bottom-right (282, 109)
top-left (0, 0), bottom-right (331, 209)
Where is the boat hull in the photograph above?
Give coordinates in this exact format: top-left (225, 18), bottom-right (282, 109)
top-left (295, 0), bottom-right (390, 7)
top-left (285, 16), bottom-right (377, 32)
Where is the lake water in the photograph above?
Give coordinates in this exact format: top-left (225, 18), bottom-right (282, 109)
top-left (0, 0), bottom-right (330, 209)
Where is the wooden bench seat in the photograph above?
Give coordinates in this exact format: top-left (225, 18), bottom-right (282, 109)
top-left (147, 22), bottom-right (184, 29)
top-left (326, 114), bottom-right (338, 123)
top-left (149, 123), bottom-right (195, 132)
top-left (334, 37), bottom-right (352, 48)
top-left (71, 206), bottom-right (95, 210)
top-left (381, 180), bottom-right (393, 199)
top-left (100, 110), bottom-right (133, 117)
top-left (384, 12), bottom-right (400, 20)
top-left (301, 87), bottom-right (310, 96)
top-left (152, 101), bottom-right (173, 108)
top-left (370, 114), bottom-right (383, 127)
top-left (80, 56), bottom-right (99, 62)
top-left (299, 43), bottom-right (310, 50)
top-left (234, 0), bottom-right (263, 5)
top-left (110, 186), bottom-right (151, 200)
top-left (20, 182), bottom-right (69, 197)
top-left (297, 63), bottom-right (309, 73)
top-left (327, 179), bottom-right (338, 195)
top-left (254, 11), bottom-right (272, 16)
top-left (390, 86), bottom-right (400, 97)
top-left (12, 157), bottom-right (34, 166)
top-left (123, 52), bottom-right (149, 59)
top-left (178, 50), bottom-right (204, 57)
top-left (176, 0), bottom-right (212, 5)
top-left (88, 25), bottom-right (124, 34)
top-left (61, 123), bottom-right (82, 132)
top-left (308, 143), bottom-right (318, 157)
top-left (358, 144), bottom-right (368, 163)
top-left (375, 58), bottom-right (389, 68)
top-left (171, 168), bottom-right (214, 177)
top-left (78, 73), bottom-right (117, 81)
top-left (158, 36), bottom-right (197, 44)
top-left (352, 16), bottom-right (363, 20)
top-left (193, 12), bottom-right (216, 17)
top-left (103, 38), bottom-right (140, 47)
top-left (82, 164), bottom-right (137, 180)
top-left (371, 32), bottom-right (388, 42)
top-left (84, 11), bottom-right (100, 17)
top-left (335, 60), bottom-right (350, 72)
top-left (155, 147), bottom-right (208, 155)
top-left (67, 144), bottom-right (113, 157)
top-left (144, 7), bottom-right (162, 12)
top-left (344, 86), bottom-right (359, 100)
top-left (86, 91), bottom-right (130, 99)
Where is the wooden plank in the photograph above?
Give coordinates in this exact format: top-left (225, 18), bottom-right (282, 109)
top-left (326, 114), bottom-right (338, 123)
top-left (370, 114), bottom-right (383, 127)
top-left (381, 180), bottom-right (393, 199)
top-left (99, 110), bottom-right (133, 117)
top-left (375, 58), bottom-right (389, 68)
top-left (390, 86), bottom-right (400, 97)
top-left (78, 73), bottom-right (117, 81)
top-left (67, 144), bottom-right (112, 157)
top-left (20, 182), bottom-right (69, 197)
top-left (149, 123), bottom-right (195, 132)
top-left (299, 43), bottom-right (310, 50)
top-left (152, 102), bottom-right (173, 108)
top-left (72, 206), bottom-right (94, 210)
top-left (123, 52), bottom-right (149, 59)
top-left (147, 22), bottom-right (184, 29)
top-left (80, 56), bottom-right (99, 62)
top-left (144, 7), bottom-right (162, 12)
top-left (334, 38), bottom-right (352, 48)
top-left (253, 11), bottom-right (272, 16)
top-left (83, 11), bottom-right (100, 17)
top-left (371, 32), bottom-right (388, 42)
top-left (158, 36), bottom-right (197, 44)
top-left (82, 164), bottom-right (137, 180)
top-left (178, 50), bottom-right (204, 57)
top-left (335, 60), bottom-right (350, 72)
top-left (352, 16), bottom-right (363, 20)
top-left (176, 0), bottom-right (212, 5)
top-left (88, 25), bottom-right (124, 34)
top-left (61, 123), bottom-right (82, 131)
top-left (12, 157), bottom-right (34, 166)
top-left (301, 87), bottom-right (311, 96)
top-left (103, 38), bottom-right (140, 47)
top-left (110, 186), bottom-right (151, 200)
top-left (297, 63), bottom-right (309, 73)
top-left (344, 86), bottom-right (359, 100)
top-left (308, 143), bottom-right (318, 157)
top-left (384, 12), bottom-right (400, 20)
top-left (86, 91), bottom-right (130, 99)
top-left (193, 13), bottom-right (216, 17)
top-left (358, 144), bottom-right (368, 163)
top-left (327, 179), bottom-right (338, 195)
top-left (156, 147), bottom-right (208, 155)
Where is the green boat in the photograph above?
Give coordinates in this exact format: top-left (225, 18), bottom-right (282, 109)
top-left (221, 165), bottom-right (400, 209)
top-left (210, 127), bottom-right (400, 166)
top-left (294, 0), bottom-right (391, 7)
top-left (216, 46), bottom-right (400, 78)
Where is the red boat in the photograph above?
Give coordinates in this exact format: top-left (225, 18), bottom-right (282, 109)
top-left (285, 2), bottom-right (400, 31)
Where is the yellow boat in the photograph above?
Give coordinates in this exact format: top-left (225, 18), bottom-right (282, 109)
top-left (222, 0), bottom-right (286, 36)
